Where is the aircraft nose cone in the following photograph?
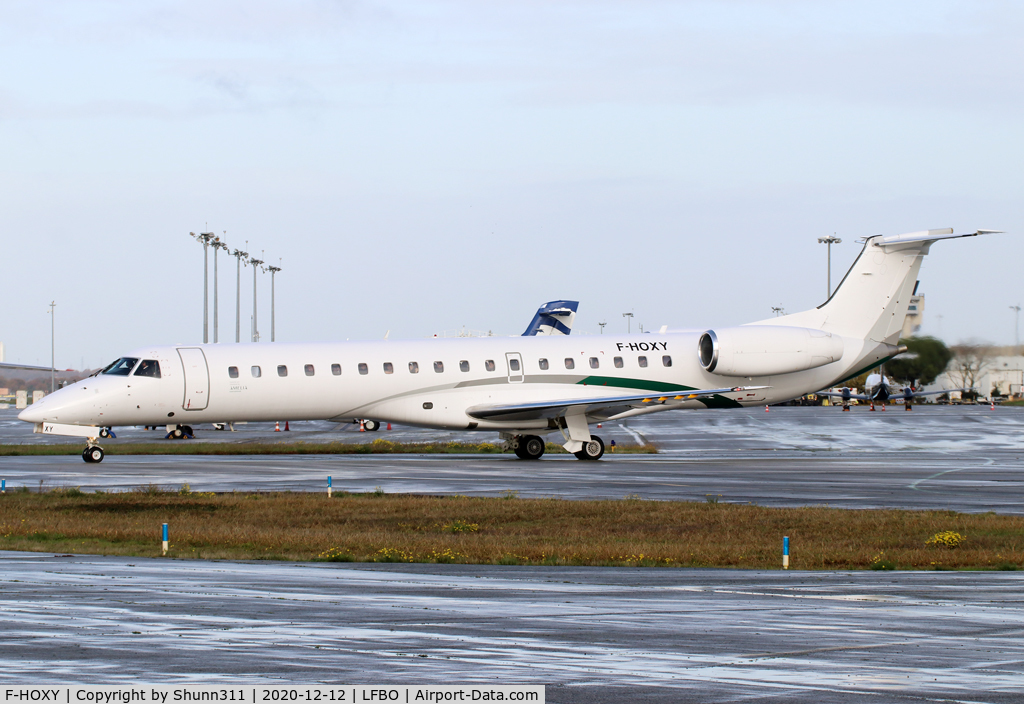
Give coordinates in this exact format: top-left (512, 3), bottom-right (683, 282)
top-left (18, 405), bottom-right (46, 423)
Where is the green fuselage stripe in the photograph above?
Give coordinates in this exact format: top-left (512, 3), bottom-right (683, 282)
top-left (576, 375), bottom-right (742, 408)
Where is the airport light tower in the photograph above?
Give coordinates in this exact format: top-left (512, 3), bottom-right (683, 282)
top-left (817, 234), bottom-right (842, 298)
top-left (212, 235), bottom-right (229, 343)
top-left (232, 245), bottom-right (249, 343)
top-left (250, 253), bottom-right (264, 342)
top-left (48, 301), bottom-right (55, 392)
top-left (268, 262), bottom-right (281, 342)
top-left (190, 231), bottom-right (216, 343)
top-left (1012, 304), bottom-right (1021, 349)
top-left (622, 312), bottom-right (633, 334)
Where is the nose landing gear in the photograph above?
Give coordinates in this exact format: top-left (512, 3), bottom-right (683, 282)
top-left (82, 443), bottom-right (104, 463)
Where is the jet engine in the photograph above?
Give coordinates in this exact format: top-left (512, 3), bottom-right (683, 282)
top-left (698, 326), bottom-right (844, 377)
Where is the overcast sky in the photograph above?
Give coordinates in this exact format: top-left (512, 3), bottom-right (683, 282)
top-left (2, 0), bottom-right (1022, 369)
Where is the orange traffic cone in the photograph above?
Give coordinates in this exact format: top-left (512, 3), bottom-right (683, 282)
top-left (284, 421), bottom-right (290, 431)
top-left (597, 423), bottom-right (602, 428)
top-left (275, 421), bottom-right (280, 432)
top-left (765, 405), bottom-right (769, 412)
top-left (991, 401), bottom-right (996, 410)
top-left (386, 423), bottom-right (392, 430)
top-left (359, 419), bottom-right (365, 432)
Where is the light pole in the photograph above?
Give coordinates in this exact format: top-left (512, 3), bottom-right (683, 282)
top-left (772, 306), bottom-right (785, 317)
top-left (212, 235), bottom-right (229, 343)
top-left (817, 234), bottom-right (842, 298)
top-left (250, 253), bottom-right (264, 342)
top-left (48, 301), bottom-right (55, 392)
top-left (598, 321), bottom-right (606, 334)
top-left (190, 231), bottom-right (215, 343)
top-left (232, 245), bottom-right (248, 343)
top-left (622, 312), bottom-right (633, 334)
top-left (1012, 304), bottom-right (1021, 349)
top-left (268, 263), bottom-right (281, 342)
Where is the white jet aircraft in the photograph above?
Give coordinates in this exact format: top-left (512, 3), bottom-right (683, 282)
top-left (19, 228), bottom-right (1000, 463)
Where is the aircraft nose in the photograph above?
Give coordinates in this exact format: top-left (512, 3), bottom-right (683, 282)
top-left (18, 405), bottom-right (46, 423)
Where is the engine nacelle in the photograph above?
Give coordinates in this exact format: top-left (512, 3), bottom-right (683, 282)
top-left (698, 326), bottom-right (844, 377)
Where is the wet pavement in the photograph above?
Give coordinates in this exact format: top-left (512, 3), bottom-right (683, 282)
top-left (2, 406), bottom-right (1024, 513)
top-left (1, 551), bottom-right (1023, 701)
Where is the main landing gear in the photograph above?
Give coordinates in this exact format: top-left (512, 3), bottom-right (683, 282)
top-left (573, 436), bottom-right (605, 461)
top-left (167, 425), bottom-right (195, 440)
top-left (512, 435), bottom-right (546, 460)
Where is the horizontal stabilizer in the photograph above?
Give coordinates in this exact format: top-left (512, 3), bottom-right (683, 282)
top-left (467, 386), bottom-right (769, 422)
top-left (876, 229), bottom-right (1003, 247)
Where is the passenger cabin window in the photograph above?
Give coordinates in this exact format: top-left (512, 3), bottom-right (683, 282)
top-left (434, 361), bottom-right (444, 373)
top-left (305, 364), bottom-right (315, 376)
top-left (358, 363), bottom-right (368, 375)
top-left (589, 357), bottom-right (599, 369)
top-left (409, 362), bottom-right (419, 374)
top-left (331, 363), bottom-right (342, 376)
top-left (485, 360), bottom-right (495, 372)
top-left (613, 357), bottom-right (623, 368)
top-left (564, 358), bottom-right (575, 370)
top-left (228, 366), bottom-right (239, 379)
top-left (663, 355), bottom-right (672, 367)
top-left (278, 365), bottom-right (288, 377)
top-left (539, 358), bottom-right (549, 370)
top-left (102, 357), bottom-right (138, 376)
top-left (509, 358), bottom-right (520, 372)
top-left (134, 360), bottom-right (161, 378)
top-left (383, 362), bottom-right (394, 374)
top-left (638, 356), bottom-right (648, 368)
top-left (251, 366), bottom-right (262, 378)
top-left (460, 360), bottom-right (470, 372)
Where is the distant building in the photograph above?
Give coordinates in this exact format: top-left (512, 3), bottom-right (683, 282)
top-left (926, 349), bottom-right (1024, 400)
top-left (902, 294), bottom-right (925, 338)
top-left (0, 341), bottom-right (4, 362)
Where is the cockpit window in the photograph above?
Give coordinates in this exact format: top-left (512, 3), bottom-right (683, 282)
top-left (102, 357), bottom-right (139, 376)
top-left (133, 360), bottom-right (161, 378)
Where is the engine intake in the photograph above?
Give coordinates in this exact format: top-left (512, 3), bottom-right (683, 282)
top-left (698, 326), bottom-right (844, 377)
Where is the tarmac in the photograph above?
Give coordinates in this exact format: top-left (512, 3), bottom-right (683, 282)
top-left (2, 405), bottom-right (1023, 512)
top-left (3, 404), bottom-right (1024, 698)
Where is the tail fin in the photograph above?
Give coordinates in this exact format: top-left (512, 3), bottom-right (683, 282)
top-left (523, 300), bottom-right (578, 336)
top-left (759, 229), bottom-right (999, 343)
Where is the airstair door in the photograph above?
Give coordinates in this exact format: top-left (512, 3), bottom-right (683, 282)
top-left (505, 352), bottom-right (524, 384)
top-left (178, 348), bottom-right (210, 411)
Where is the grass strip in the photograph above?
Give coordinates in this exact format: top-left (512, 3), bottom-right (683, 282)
top-left (0, 439), bottom-right (656, 456)
top-left (1, 488), bottom-right (1021, 570)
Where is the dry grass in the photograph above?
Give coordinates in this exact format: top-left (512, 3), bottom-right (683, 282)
top-left (0, 439), bottom-right (656, 456)
top-left (1, 488), bottom-right (1022, 570)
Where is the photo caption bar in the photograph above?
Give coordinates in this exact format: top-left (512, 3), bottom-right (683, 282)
top-left (1, 687), bottom-right (544, 704)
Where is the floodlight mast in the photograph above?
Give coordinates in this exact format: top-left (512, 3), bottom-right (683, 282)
top-left (232, 245), bottom-right (249, 343)
top-left (622, 312), bottom-right (633, 334)
top-left (817, 234), bottom-right (842, 298)
top-left (48, 301), bottom-right (55, 392)
top-left (1011, 304), bottom-right (1021, 349)
top-left (190, 232), bottom-right (216, 343)
top-left (212, 235), bottom-right (229, 344)
top-left (268, 263), bottom-right (281, 342)
top-left (250, 253), bottom-right (264, 342)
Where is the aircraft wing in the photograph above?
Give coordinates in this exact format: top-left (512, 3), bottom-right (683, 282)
top-left (0, 362), bottom-right (57, 372)
top-left (904, 388), bottom-right (967, 398)
top-left (816, 390), bottom-right (872, 401)
top-left (466, 386), bottom-right (769, 422)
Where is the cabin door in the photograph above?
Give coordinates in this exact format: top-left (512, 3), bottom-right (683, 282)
top-left (505, 352), bottom-right (524, 384)
top-left (178, 348), bottom-right (210, 411)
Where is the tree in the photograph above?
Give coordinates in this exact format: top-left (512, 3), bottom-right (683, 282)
top-left (946, 342), bottom-right (995, 401)
top-left (886, 336), bottom-right (953, 387)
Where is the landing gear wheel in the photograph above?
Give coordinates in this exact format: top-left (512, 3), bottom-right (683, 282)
top-left (171, 427), bottom-right (185, 439)
top-left (182, 425), bottom-right (194, 437)
top-left (363, 420), bottom-right (380, 432)
top-left (99, 428), bottom-right (111, 439)
top-left (574, 436), bottom-right (605, 461)
top-left (82, 446), bottom-right (104, 463)
top-left (516, 435), bottom-right (545, 460)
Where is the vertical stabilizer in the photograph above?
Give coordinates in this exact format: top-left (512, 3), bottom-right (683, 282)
top-left (523, 300), bottom-right (578, 336)
top-left (757, 229), bottom-right (997, 344)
